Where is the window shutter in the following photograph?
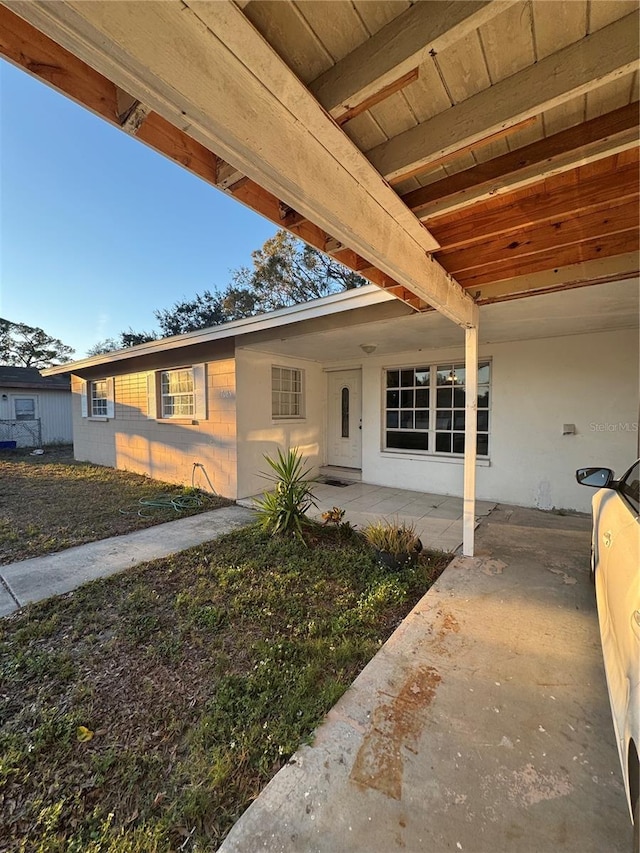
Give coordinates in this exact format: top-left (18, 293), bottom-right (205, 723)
top-left (106, 377), bottom-right (115, 419)
top-left (147, 373), bottom-right (157, 419)
top-left (193, 364), bottom-right (207, 420)
top-left (80, 381), bottom-right (88, 418)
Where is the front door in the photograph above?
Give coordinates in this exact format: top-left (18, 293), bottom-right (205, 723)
top-left (327, 369), bottom-right (362, 468)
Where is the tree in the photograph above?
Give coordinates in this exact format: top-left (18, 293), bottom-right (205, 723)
top-left (154, 290), bottom-right (226, 337)
top-left (93, 229), bottom-right (365, 350)
top-left (86, 338), bottom-right (121, 356)
top-left (230, 230), bottom-right (363, 315)
top-left (0, 318), bottom-right (74, 368)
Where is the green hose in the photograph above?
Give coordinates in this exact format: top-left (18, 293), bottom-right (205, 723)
top-left (120, 491), bottom-right (205, 517)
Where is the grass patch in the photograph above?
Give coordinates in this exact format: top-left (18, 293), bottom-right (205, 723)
top-left (0, 524), bottom-right (450, 851)
top-left (0, 446), bottom-right (230, 564)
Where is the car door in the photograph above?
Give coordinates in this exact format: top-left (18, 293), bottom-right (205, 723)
top-left (595, 462), bottom-right (640, 768)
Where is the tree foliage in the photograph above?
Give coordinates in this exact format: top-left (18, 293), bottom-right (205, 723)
top-left (91, 230), bottom-right (364, 352)
top-left (0, 319), bottom-right (74, 368)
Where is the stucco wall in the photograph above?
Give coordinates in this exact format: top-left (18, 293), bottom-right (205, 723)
top-left (71, 358), bottom-right (238, 497)
top-left (235, 348), bottom-right (325, 499)
top-left (354, 327), bottom-right (638, 513)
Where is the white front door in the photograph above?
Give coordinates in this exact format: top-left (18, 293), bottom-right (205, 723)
top-left (327, 369), bottom-right (362, 468)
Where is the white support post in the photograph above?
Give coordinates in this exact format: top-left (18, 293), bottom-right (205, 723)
top-left (463, 324), bottom-right (478, 557)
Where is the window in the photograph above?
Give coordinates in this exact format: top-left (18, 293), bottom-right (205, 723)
top-left (160, 368), bottom-right (195, 418)
top-left (272, 366), bottom-right (304, 418)
top-left (619, 461), bottom-right (639, 514)
top-left (384, 362), bottom-right (490, 456)
top-left (14, 397), bottom-right (36, 421)
top-left (81, 378), bottom-right (114, 419)
top-left (146, 365), bottom-right (206, 421)
top-left (90, 380), bottom-right (109, 416)
top-left (341, 386), bottom-right (350, 438)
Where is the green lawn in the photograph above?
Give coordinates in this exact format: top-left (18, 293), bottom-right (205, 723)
top-left (0, 524), bottom-right (450, 852)
top-left (0, 446), bottom-right (230, 565)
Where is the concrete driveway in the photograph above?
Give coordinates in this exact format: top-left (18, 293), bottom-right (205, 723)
top-left (218, 505), bottom-right (631, 852)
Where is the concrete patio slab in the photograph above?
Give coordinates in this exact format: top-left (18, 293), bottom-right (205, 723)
top-left (218, 505), bottom-right (631, 853)
top-left (0, 505), bottom-right (255, 616)
top-left (239, 483), bottom-right (497, 552)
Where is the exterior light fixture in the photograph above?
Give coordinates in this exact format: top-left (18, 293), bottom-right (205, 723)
top-left (360, 344), bottom-right (377, 355)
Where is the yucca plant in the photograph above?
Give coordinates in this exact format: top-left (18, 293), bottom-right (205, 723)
top-left (253, 447), bottom-right (317, 541)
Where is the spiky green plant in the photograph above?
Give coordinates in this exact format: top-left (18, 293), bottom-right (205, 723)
top-left (253, 448), bottom-right (317, 541)
top-left (361, 518), bottom-right (422, 568)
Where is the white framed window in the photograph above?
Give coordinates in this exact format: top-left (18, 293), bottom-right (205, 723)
top-left (81, 379), bottom-right (114, 419)
top-left (160, 368), bottom-right (195, 418)
top-left (272, 365), bottom-right (304, 418)
top-left (91, 380), bottom-right (109, 416)
top-left (147, 364), bottom-right (207, 421)
top-left (13, 397), bottom-right (37, 421)
top-left (384, 362), bottom-right (490, 457)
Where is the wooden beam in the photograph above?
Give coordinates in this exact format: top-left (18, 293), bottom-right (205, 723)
top-left (309, 1), bottom-right (515, 121)
top-left (403, 102), bottom-right (640, 218)
top-left (0, 5), bottom-right (219, 184)
top-left (227, 180), bottom-right (426, 311)
top-left (449, 231), bottom-right (640, 288)
top-left (438, 199), bottom-right (639, 275)
top-left (467, 253), bottom-right (640, 303)
top-left (7, 0), bottom-right (478, 326)
top-left (0, 3), bottom-right (427, 315)
top-left (335, 68), bottom-right (419, 127)
top-left (368, 12), bottom-right (639, 182)
top-left (387, 116), bottom-right (539, 187)
top-left (428, 154), bottom-right (639, 251)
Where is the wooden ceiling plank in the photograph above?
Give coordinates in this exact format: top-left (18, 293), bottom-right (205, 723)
top-left (438, 198), bottom-right (639, 274)
top-left (450, 230), bottom-right (640, 287)
top-left (308, 1), bottom-right (516, 121)
top-left (368, 10), bottom-right (639, 181)
top-left (8, 0), bottom-right (478, 326)
top-left (465, 251), bottom-right (639, 302)
top-left (387, 116), bottom-right (537, 185)
top-left (402, 101), bottom-right (640, 218)
top-left (427, 156), bottom-right (639, 250)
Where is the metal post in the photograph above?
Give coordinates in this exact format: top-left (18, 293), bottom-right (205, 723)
top-left (463, 324), bottom-right (478, 556)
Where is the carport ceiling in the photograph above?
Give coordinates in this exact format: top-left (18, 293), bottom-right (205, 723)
top-left (1, 1), bottom-right (638, 324)
top-left (240, 276), bottom-right (640, 361)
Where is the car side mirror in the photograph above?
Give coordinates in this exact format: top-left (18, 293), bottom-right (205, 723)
top-left (576, 467), bottom-right (614, 488)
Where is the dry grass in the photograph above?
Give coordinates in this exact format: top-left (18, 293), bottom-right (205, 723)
top-left (0, 524), bottom-right (451, 852)
top-left (0, 446), bottom-right (230, 565)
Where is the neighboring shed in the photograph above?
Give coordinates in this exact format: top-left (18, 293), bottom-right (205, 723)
top-left (0, 366), bottom-right (72, 447)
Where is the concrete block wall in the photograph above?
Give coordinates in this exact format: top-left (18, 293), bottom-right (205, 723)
top-left (71, 358), bottom-right (238, 498)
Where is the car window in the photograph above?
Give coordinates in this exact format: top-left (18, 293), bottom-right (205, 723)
top-left (618, 461), bottom-right (639, 513)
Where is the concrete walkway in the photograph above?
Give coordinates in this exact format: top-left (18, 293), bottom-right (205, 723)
top-left (0, 505), bottom-right (255, 617)
top-left (218, 505), bottom-right (631, 853)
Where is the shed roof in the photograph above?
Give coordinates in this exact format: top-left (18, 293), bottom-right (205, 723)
top-left (0, 365), bottom-right (71, 390)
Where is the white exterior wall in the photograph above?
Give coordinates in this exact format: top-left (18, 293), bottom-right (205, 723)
top-left (235, 348), bottom-right (325, 499)
top-left (354, 328), bottom-right (638, 513)
top-left (0, 387), bottom-right (73, 446)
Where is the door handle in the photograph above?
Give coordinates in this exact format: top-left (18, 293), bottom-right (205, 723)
top-left (602, 530), bottom-right (613, 548)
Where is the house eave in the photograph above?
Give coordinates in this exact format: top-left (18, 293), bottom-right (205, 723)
top-left (42, 285), bottom-right (398, 375)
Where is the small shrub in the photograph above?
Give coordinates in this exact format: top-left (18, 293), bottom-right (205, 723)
top-left (253, 448), bottom-right (317, 541)
top-left (361, 519), bottom-right (423, 570)
top-left (321, 506), bottom-right (345, 525)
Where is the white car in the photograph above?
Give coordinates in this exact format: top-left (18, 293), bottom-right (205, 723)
top-left (577, 460), bottom-right (639, 846)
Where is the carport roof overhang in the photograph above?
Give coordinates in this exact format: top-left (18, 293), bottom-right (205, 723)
top-left (1, 0), bottom-right (638, 329)
top-left (7, 0), bottom-right (639, 560)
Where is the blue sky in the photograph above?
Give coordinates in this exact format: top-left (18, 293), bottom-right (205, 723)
top-left (0, 60), bottom-right (277, 358)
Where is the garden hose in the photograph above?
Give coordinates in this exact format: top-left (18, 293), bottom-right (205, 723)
top-left (119, 492), bottom-right (205, 517)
